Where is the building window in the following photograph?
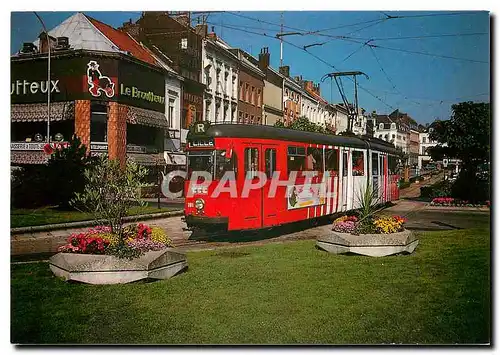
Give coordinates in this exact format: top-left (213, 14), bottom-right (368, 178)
top-left (257, 89), bottom-right (261, 107)
top-left (392, 134), bottom-right (395, 139)
top-left (422, 137), bottom-right (426, 143)
top-left (90, 102), bottom-right (107, 143)
top-left (232, 76), bottom-right (237, 98)
top-left (181, 38), bottom-right (188, 49)
top-left (224, 72), bottom-right (229, 94)
top-left (403, 136), bottom-right (406, 141)
top-left (215, 104), bottom-right (220, 122)
top-left (245, 83), bottom-right (249, 102)
top-left (379, 135), bottom-right (382, 139)
top-left (379, 123), bottom-right (384, 129)
top-left (238, 111), bottom-right (242, 123)
top-left (168, 98), bottom-right (175, 129)
top-left (245, 113), bottom-right (249, 124)
top-left (251, 86), bottom-right (255, 105)
top-left (391, 123), bottom-right (396, 129)
top-left (250, 115), bottom-right (254, 124)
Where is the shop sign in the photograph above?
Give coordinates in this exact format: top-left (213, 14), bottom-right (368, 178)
top-left (90, 142), bottom-right (108, 151)
top-left (126, 145), bottom-right (147, 153)
top-left (11, 142), bottom-right (46, 151)
top-left (11, 142), bottom-right (69, 151)
top-left (87, 60), bottom-right (115, 98)
top-left (120, 84), bottom-right (165, 105)
top-left (11, 80), bottom-right (60, 96)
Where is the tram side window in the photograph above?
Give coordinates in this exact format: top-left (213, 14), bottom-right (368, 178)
top-left (287, 146), bottom-right (306, 175)
top-left (388, 155), bottom-right (398, 175)
top-left (265, 148), bottom-right (276, 179)
top-left (371, 153), bottom-right (379, 175)
top-left (244, 148), bottom-right (259, 179)
top-left (325, 149), bottom-right (339, 175)
top-left (342, 152), bottom-right (348, 177)
top-left (306, 147), bottom-right (324, 171)
top-left (215, 150), bottom-right (237, 180)
top-left (352, 151), bottom-right (365, 176)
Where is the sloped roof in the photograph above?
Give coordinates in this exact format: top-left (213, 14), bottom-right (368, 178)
top-left (31, 12), bottom-right (176, 74)
top-left (85, 15), bottom-right (157, 66)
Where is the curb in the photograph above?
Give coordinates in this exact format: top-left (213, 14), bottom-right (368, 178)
top-left (11, 210), bottom-right (184, 235)
top-left (425, 206), bottom-right (490, 213)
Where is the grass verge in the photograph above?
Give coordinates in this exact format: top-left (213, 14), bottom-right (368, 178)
top-left (10, 203), bottom-right (179, 228)
top-left (11, 227), bottom-right (490, 344)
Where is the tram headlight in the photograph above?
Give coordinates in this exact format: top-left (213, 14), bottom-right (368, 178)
top-left (195, 198), bottom-right (205, 210)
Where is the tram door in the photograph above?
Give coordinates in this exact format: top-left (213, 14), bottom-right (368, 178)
top-left (262, 145), bottom-right (280, 227)
top-left (340, 149), bottom-right (351, 212)
top-left (371, 152), bottom-right (380, 202)
top-left (240, 145), bottom-right (263, 230)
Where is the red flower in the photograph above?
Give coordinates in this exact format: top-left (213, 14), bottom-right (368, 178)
top-left (43, 143), bottom-right (54, 155)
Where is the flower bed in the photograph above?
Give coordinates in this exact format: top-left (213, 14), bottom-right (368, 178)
top-left (331, 214), bottom-right (407, 235)
top-left (430, 197), bottom-right (490, 208)
top-left (317, 212), bottom-right (417, 257)
top-left (51, 223), bottom-right (187, 284)
top-left (58, 223), bottom-right (173, 258)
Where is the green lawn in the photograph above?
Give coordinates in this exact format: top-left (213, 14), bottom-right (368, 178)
top-left (10, 204), bottom-right (180, 228)
top-left (11, 227), bottom-right (490, 344)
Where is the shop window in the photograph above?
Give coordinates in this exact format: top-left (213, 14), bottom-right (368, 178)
top-left (306, 147), bottom-right (323, 171)
top-left (287, 146), bottom-right (306, 175)
top-left (352, 151), bottom-right (365, 176)
top-left (265, 148), bottom-right (276, 179)
top-left (90, 102), bottom-right (107, 143)
top-left (244, 148), bottom-right (259, 179)
top-left (325, 148), bottom-right (339, 175)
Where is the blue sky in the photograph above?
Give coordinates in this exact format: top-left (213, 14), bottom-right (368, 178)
top-left (11, 11), bottom-right (490, 124)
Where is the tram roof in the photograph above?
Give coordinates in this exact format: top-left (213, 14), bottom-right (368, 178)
top-left (188, 124), bottom-right (400, 155)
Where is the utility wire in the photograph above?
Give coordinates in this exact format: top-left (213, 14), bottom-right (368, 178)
top-left (356, 32), bottom-right (489, 41)
top-left (367, 42), bottom-right (489, 64)
top-left (368, 46), bottom-right (421, 106)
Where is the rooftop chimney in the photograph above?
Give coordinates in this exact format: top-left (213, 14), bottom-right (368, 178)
top-left (258, 47), bottom-right (270, 71)
top-left (279, 65), bottom-right (290, 77)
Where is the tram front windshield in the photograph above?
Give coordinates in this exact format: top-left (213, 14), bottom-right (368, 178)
top-left (187, 150), bottom-right (214, 180)
top-left (187, 149), bottom-right (237, 180)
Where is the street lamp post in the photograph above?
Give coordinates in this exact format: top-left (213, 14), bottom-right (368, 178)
top-left (33, 12), bottom-right (51, 143)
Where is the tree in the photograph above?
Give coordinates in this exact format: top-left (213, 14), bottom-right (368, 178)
top-left (71, 155), bottom-right (148, 240)
top-left (428, 101), bottom-right (490, 202)
top-left (11, 136), bottom-right (96, 209)
top-left (274, 116), bottom-right (333, 134)
top-left (46, 136), bottom-right (98, 209)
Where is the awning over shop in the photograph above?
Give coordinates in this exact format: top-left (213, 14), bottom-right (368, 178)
top-left (11, 150), bottom-right (49, 165)
top-left (127, 153), bottom-right (166, 166)
top-left (127, 106), bottom-right (169, 129)
top-left (11, 102), bottom-right (75, 122)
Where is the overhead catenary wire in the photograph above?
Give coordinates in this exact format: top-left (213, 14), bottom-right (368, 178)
top-left (203, 19), bottom-right (486, 112)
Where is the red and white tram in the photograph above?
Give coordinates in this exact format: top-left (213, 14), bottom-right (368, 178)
top-left (184, 123), bottom-right (401, 232)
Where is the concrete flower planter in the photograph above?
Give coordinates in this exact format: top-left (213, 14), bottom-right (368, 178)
top-left (49, 248), bottom-right (188, 284)
top-left (316, 230), bottom-right (418, 257)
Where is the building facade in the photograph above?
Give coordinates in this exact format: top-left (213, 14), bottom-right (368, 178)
top-left (230, 49), bottom-right (265, 124)
top-left (280, 66), bottom-right (302, 125)
top-left (201, 31), bottom-right (239, 124)
top-left (121, 12), bottom-right (206, 148)
top-left (257, 47), bottom-right (284, 126)
top-left (11, 13), bottom-right (179, 178)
